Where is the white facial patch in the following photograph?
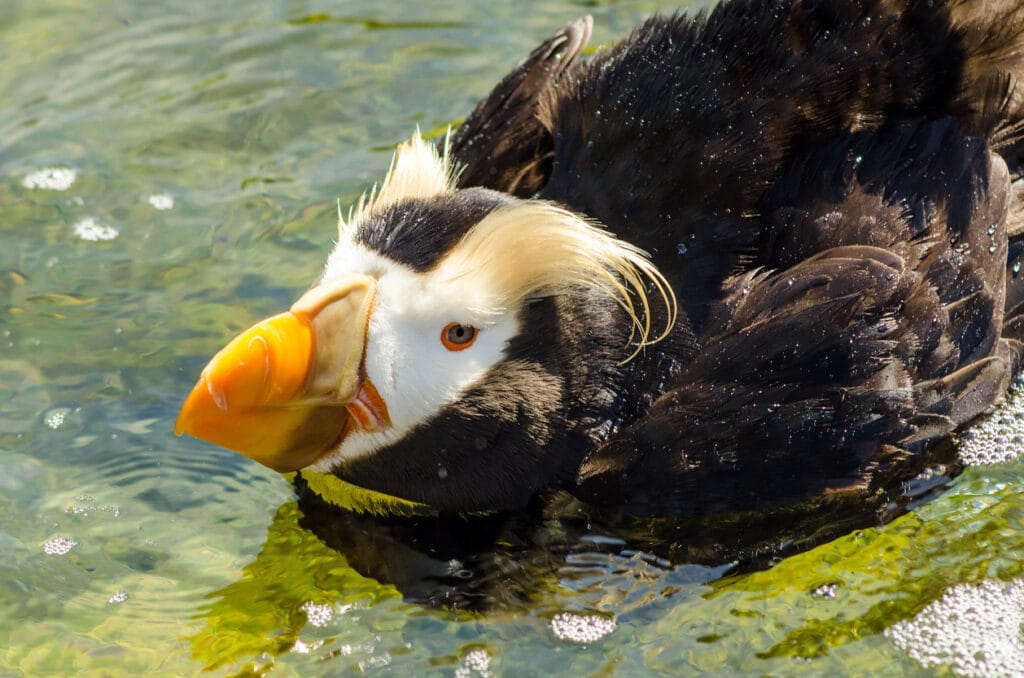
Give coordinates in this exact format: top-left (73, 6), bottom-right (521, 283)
top-left (308, 233), bottom-right (520, 471)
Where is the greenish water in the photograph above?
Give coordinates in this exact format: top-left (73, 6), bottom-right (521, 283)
top-left (3, 1), bottom-right (1024, 675)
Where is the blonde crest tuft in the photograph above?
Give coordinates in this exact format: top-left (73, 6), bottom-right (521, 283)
top-left (334, 133), bottom-right (675, 359)
top-left (340, 131), bottom-right (455, 233)
top-left (434, 201), bottom-right (677, 359)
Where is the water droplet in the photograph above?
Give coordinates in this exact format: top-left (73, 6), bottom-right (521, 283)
top-left (438, 467), bottom-right (448, 479)
top-left (676, 243), bottom-right (688, 255)
top-left (1013, 261), bottom-right (1021, 276)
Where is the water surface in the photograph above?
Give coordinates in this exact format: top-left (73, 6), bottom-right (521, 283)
top-left (4, 0), bottom-right (1024, 675)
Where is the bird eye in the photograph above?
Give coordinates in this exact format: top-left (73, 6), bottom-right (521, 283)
top-left (441, 322), bottom-right (478, 351)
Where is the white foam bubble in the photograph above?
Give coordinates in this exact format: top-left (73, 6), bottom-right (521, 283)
top-left (550, 612), bottom-right (616, 643)
top-left (886, 579), bottom-right (1024, 676)
top-left (959, 381), bottom-right (1024, 465)
top-left (43, 535), bottom-right (78, 555)
top-left (23, 167), bottom-right (77, 191)
top-left (454, 649), bottom-right (491, 678)
top-left (44, 407), bottom-right (71, 430)
top-left (147, 193), bottom-right (174, 210)
top-left (300, 600), bottom-right (333, 627)
top-left (73, 217), bottom-right (118, 242)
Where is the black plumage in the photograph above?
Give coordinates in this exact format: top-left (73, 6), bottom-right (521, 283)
top-left (369, 0), bottom-right (1024, 517)
top-left (576, 118), bottom-right (1017, 515)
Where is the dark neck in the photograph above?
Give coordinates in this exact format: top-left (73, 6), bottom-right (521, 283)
top-left (552, 288), bottom-right (694, 455)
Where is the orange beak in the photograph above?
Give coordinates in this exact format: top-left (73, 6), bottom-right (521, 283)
top-left (174, 274), bottom-right (388, 472)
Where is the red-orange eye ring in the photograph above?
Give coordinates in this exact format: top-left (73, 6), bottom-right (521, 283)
top-left (441, 322), bottom-right (478, 351)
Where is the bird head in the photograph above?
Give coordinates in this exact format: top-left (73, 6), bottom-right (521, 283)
top-left (176, 133), bottom-right (674, 513)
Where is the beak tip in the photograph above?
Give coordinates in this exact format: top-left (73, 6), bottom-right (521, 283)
top-left (174, 279), bottom-right (373, 470)
top-left (174, 377), bottom-right (213, 439)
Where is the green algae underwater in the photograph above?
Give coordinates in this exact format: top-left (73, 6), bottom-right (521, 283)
top-left (3, 0), bottom-right (1024, 675)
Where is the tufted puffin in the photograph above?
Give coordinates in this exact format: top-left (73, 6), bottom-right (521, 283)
top-left (177, 0), bottom-right (1024, 520)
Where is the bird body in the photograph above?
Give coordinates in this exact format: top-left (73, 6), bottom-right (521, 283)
top-left (178, 0), bottom-right (1024, 521)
